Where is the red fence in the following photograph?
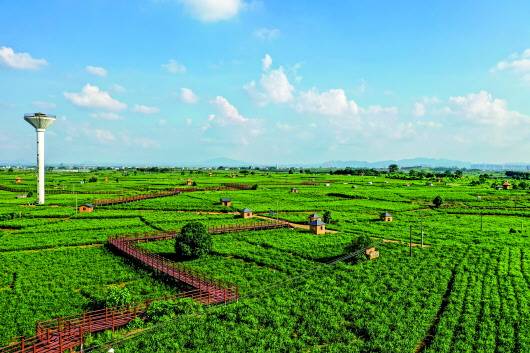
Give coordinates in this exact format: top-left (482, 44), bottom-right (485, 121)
top-left (0, 218), bottom-right (287, 353)
top-left (108, 236), bottom-right (238, 304)
top-left (0, 289), bottom-right (215, 353)
top-left (208, 220), bottom-right (289, 234)
top-left (93, 183), bottom-right (255, 206)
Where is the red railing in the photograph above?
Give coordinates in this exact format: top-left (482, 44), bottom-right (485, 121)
top-left (0, 218), bottom-right (287, 353)
top-left (107, 236), bottom-right (238, 305)
top-left (0, 289), bottom-right (217, 353)
top-left (93, 183), bottom-right (255, 206)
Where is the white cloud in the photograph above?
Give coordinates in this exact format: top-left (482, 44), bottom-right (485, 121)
top-left (260, 67), bottom-right (294, 103)
top-left (447, 91), bottom-right (527, 126)
top-left (32, 101), bottom-right (56, 110)
top-left (111, 84), bottom-right (126, 93)
top-left (493, 49), bottom-right (530, 82)
top-left (162, 59), bottom-right (186, 74)
top-left (254, 28), bottom-right (280, 40)
top-left (180, 88), bottom-right (198, 104)
top-left (0, 46), bottom-right (47, 70)
top-left (179, 0), bottom-right (244, 22)
top-left (85, 65), bottom-right (107, 77)
top-left (132, 104), bottom-right (160, 114)
top-left (262, 54), bottom-right (272, 71)
top-left (296, 88), bottom-right (359, 116)
top-left (64, 84), bottom-right (127, 111)
top-left (211, 96), bottom-right (248, 123)
top-left (246, 65), bottom-right (294, 105)
top-left (93, 129), bottom-right (116, 143)
top-left (413, 102), bottom-right (426, 117)
top-left (90, 112), bottom-right (123, 121)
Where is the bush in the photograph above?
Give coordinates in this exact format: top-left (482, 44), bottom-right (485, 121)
top-left (433, 196), bottom-right (443, 208)
top-left (175, 222), bottom-right (212, 259)
top-left (346, 235), bottom-right (373, 262)
top-left (104, 286), bottom-right (132, 308)
top-left (147, 298), bottom-right (203, 322)
top-left (323, 210), bottom-right (332, 224)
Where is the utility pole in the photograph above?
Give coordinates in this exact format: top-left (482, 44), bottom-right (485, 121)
top-left (409, 225), bottom-right (413, 257)
top-left (420, 219), bottom-right (424, 249)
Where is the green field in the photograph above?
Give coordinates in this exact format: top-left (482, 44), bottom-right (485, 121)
top-left (0, 169), bottom-right (529, 352)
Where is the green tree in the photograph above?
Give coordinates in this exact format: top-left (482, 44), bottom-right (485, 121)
top-left (323, 210), bottom-right (332, 224)
top-left (175, 222), bottom-right (212, 259)
top-left (388, 164), bottom-right (399, 173)
top-left (433, 195), bottom-right (443, 208)
top-left (346, 235), bottom-right (373, 262)
top-left (104, 286), bottom-right (132, 308)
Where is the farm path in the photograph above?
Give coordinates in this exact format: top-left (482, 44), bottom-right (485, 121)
top-left (382, 238), bottom-right (430, 248)
top-left (254, 215), bottom-right (338, 234)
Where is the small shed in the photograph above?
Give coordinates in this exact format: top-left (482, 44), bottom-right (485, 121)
top-left (308, 213), bottom-right (321, 224)
top-left (186, 178), bottom-right (194, 186)
top-left (220, 198), bottom-right (232, 207)
top-left (502, 181), bottom-right (511, 190)
top-left (79, 203), bottom-right (94, 213)
top-left (365, 247), bottom-right (379, 260)
top-left (380, 212), bottom-right (393, 222)
top-left (240, 208), bottom-right (253, 219)
top-left (290, 187), bottom-right (299, 193)
top-left (15, 177), bottom-right (22, 184)
top-left (16, 193), bottom-right (28, 199)
top-left (309, 219), bottom-right (326, 235)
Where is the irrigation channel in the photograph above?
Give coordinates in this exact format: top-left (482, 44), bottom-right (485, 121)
top-left (0, 220), bottom-right (290, 353)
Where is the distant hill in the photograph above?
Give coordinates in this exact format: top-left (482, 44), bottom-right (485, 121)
top-left (317, 158), bottom-right (471, 169)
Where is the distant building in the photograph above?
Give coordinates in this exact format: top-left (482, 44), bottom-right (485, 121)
top-left (16, 193), bottom-right (28, 199)
top-left (15, 177), bottom-right (22, 184)
top-left (502, 181), bottom-right (511, 190)
top-left (220, 198), bottom-right (232, 207)
top-left (290, 188), bottom-right (299, 193)
top-left (240, 208), bottom-right (253, 218)
top-left (309, 219), bottom-right (326, 235)
top-left (186, 178), bottom-right (194, 186)
top-left (79, 203), bottom-right (94, 213)
top-left (308, 213), bottom-right (321, 224)
top-left (380, 212), bottom-right (393, 222)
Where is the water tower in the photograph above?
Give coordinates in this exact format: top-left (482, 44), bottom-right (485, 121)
top-left (24, 112), bottom-right (56, 204)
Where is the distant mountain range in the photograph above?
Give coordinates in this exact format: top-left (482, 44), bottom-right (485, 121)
top-left (1, 157), bottom-right (529, 171)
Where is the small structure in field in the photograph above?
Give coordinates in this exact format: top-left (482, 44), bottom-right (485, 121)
top-left (186, 178), bottom-right (194, 186)
top-left (308, 213), bottom-right (321, 224)
top-left (16, 193), bottom-right (28, 199)
top-left (290, 187), bottom-right (299, 193)
top-left (79, 203), bottom-right (94, 213)
top-left (368, 181), bottom-right (373, 185)
top-left (309, 219), bottom-right (326, 235)
top-left (365, 247), bottom-right (379, 260)
top-left (220, 198), bottom-right (232, 207)
top-left (380, 212), bottom-right (393, 222)
top-left (240, 208), bottom-right (253, 218)
top-left (325, 183), bottom-right (331, 187)
top-left (15, 177), bottom-right (22, 184)
top-left (502, 181), bottom-right (511, 190)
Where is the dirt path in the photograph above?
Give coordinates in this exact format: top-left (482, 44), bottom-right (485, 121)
top-left (382, 239), bottom-right (431, 248)
top-left (254, 215), bottom-right (338, 234)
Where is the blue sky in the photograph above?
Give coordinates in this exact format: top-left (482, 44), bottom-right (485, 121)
top-left (1, 0), bottom-right (529, 165)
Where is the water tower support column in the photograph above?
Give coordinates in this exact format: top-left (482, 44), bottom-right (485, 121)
top-left (37, 128), bottom-right (45, 204)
